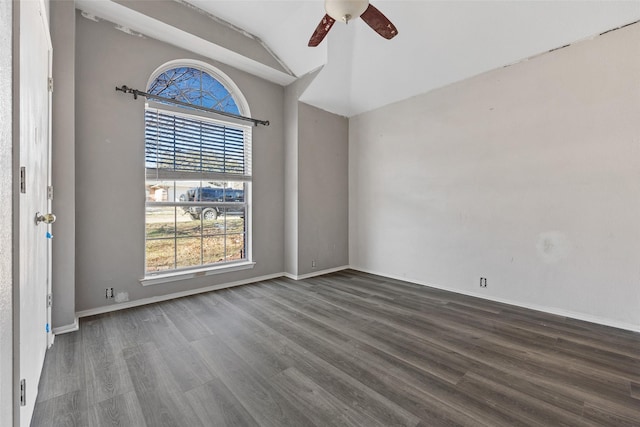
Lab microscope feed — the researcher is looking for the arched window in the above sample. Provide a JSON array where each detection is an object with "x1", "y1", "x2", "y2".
[
  {"x1": 147, "y1": 66, "x2": 240, "y2": 113},
  {"x1": 144, "y1": 62, "x2": 252, "y2": 276}
]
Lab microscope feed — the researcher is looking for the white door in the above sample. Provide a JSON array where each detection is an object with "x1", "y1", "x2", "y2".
[{"x1": 19, "y1": 0, "x2": 53, "y2": 425}]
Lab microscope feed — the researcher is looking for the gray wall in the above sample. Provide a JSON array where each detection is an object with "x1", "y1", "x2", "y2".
[
  {"x1": 283, "y1": 71, "x2": 320, "y2": 277},
  {"x1": 50, "y1": 0, "x2": 76, "y2": 330},
  {"x1": 0, "y1": 0, "x2": 13, "y2": 423},
  {"x1": 284, "y1": 70, "x2": 349, "y2": 278},
  {"x1": 297, "y1": 103, "x2": 348, "y2": 275},
  {"x1": 350, "y1": 23, "x2": 640, "y2": 330},
  {"x1": 75, "y1": 14, "x2": 284, "y2": 312}
]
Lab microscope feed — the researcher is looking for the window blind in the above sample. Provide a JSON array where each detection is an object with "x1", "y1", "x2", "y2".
[{"x1": 145, "y1": 109, "x2": 251, "y2": 178}]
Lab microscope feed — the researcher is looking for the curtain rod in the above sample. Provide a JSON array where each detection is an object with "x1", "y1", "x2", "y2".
[{"x1": 115, "y1": 85, "x2": 269, "y2": 127}]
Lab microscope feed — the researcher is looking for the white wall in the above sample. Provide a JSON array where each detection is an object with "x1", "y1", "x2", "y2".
[
  {"x1": 113, "y1": 0, "x2": 288, "y2": 75},
  {"x1": 0, "y1": 0, "x2": 14, "y2": 424},
  {"x1": 350, "y1": 23, "x2": 640, "y2": 330},
  {"x1": 74, "y1": 14, "x2": 285, "y2": 312},
  {"x1": 283, "y1": 78, "x2": 302, "y2": 276}
]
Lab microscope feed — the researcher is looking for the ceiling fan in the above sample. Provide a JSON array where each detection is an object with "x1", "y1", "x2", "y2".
[{"x1": 308, "y1": 0, "x2": 398, "y2": 47}]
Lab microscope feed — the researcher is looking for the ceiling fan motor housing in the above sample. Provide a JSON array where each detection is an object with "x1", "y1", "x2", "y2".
[{"x1": 325, "y1": 0, "x2": 369, "y2": 23}]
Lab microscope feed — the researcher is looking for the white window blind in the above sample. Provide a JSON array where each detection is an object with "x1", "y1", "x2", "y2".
[{"x1": 145, "y1": 108, "x2": 252, "y2": 180}]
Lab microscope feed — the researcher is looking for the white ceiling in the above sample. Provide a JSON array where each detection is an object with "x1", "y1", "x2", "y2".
[{"x1": 79, "y1": 1, "x2": 640, "y2": 117}]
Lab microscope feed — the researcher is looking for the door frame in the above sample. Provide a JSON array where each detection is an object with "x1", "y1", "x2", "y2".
[{"x1": 12, "y1": 1, "x2": 21, "y2": 424}]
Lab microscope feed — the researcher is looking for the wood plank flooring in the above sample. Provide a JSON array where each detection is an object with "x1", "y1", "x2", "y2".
[{"x1": 32, "y1": 270, "x2": 640, "y2": 426}]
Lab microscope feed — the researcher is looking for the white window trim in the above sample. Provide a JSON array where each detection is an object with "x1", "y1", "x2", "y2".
[
  {"x1": 143, "y1": 61, "x2": 253, "y2": 280},
  {"x1": 140, "y1": 261, "x2": 256, "y2": 286}
]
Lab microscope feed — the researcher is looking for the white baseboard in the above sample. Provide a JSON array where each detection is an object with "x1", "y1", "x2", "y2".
[
  {"x1": 351, "y1": 266, "x2": 640, "y2": 333},
  {"x1": 75, "y1": 272, "x2": 285, "y2": 319},
  {"x1": 283, "y1": 265, "x2": 350, "y2": 281},
  {"x1": 67, "y1": 265, "x2": 636, "y2": 334},
  {"x1": 73, "y1": 267, "x2": 351, "y2": 322},
  {"x1": 53, "y1": 317, "x2": 79, "y2": 335}
]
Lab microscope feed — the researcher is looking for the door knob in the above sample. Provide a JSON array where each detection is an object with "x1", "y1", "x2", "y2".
[{"x1": 35, "y1": 212, "x2": 56, "y2": 225}]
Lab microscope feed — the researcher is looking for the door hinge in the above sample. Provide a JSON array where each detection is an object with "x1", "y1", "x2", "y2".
[
  {"x1": 48, "y1": 77, "x2": 53, "y2": 92},
  {"x1": 20, "y1": 167, "x2": 26, "y2": 194},
  {"x1": 19, "y1": 379, "x2": 26, "y2": 406},
  {"x1": 47, "y1": 185, "x2": 54, "y2": 200},
  {"x1": 47, "y1": 293, "x2": 52, "y2": 307}
]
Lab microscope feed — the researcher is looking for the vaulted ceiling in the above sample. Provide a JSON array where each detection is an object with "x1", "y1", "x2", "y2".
[{"x1": 76, "y1": 0, "x2": 640, "y2": 117}]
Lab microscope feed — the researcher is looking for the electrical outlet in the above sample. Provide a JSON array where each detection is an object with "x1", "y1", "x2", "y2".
[
  {"x1": 105, "y1": 288, "x2": 114, "y2": 299},
  {"x1": 312, "y1": 260, "x2": 316, "y2": 268},
  {"x1": 479, "y1": 277, "x2": 487, "y2": 288}
]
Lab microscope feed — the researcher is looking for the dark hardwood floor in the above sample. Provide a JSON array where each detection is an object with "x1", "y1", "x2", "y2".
[{"x1": 32, "y1": 270, "x2": 640, "y2": 426}]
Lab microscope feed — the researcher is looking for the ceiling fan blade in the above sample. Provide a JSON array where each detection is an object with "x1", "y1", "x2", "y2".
[
  {"x1": 360, "y1": 4, "x2": 398, "y2": 40},
  {"x1": 308, "y1": 14, "x2": 336, "y2": 47}
]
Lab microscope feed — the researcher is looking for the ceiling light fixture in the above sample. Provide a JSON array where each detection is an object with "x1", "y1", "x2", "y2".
[
  {"x1": 308, "y1": 0, "x2": 398, "y2": 46},
  {"x1": 325, "y1": 0, "x2": 369, "y2": 24}
]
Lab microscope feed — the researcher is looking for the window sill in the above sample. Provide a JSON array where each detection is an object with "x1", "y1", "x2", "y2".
[{"x1": 140, "y1": 261, "x2": 256, "y2": 287}]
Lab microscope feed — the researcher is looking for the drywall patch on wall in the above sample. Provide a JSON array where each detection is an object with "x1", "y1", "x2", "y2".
[
  {"x1": 114, "y1": 292, "x2": 129, "y2": 303},
  {"x1": 536, "y1": 231, "x2": 571, "y2": 264}
]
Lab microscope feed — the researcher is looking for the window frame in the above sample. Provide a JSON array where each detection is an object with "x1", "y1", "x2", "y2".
[{"x1": 142, "y1": 61, "x2": 254, "y2": 284}]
